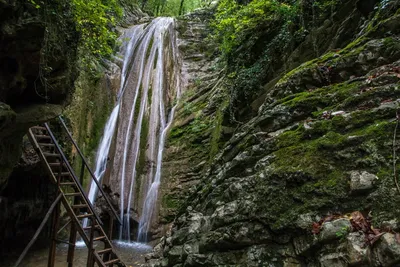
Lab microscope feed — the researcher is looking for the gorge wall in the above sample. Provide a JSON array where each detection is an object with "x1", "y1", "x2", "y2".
[
  {"x1": 0, "y1": 0, "x2": 78, "y2": 256},
  {"x1": 149, "y1": 0, "x2": 400, "y2": 266}
]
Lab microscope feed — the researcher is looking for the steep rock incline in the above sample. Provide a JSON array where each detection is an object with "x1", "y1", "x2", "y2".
[
  {"x1": 148, "y1": 1, "x2": 400, "y2": 267},
  {"x1": 158, "y1": 9, "x2": 226, "y2": 233}
]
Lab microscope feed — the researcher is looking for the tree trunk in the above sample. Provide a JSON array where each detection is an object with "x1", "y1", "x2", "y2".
[{"x1": 179, "y1": 0, "x2": 185, "y2": 15}]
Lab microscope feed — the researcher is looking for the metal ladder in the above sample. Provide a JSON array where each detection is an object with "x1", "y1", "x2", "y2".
[{"x1": 28, "y1": 119, "x2": 124, "y2": 267}]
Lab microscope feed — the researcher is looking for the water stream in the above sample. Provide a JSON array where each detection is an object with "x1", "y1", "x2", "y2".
[
  {"x1": 86, "y1": 17, "x2": 181, "y2": 243},
  {"x1": 4, "y1": 242, "x2": 151, "y2": 267}
]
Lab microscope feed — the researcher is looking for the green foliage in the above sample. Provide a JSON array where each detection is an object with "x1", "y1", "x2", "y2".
[
  {"x1": 212, "y1": 0, "x2": 297, "y2": 56},
  {"x1": 28, "y1": 0, "x2": 41, "y2": 8},
  {"x1": 72, "y1": 0, "x2": 122, "y2": 66},
  {"x1": 209, "y1": 0, "x2": 354, "y2": 120},
  {"x1": 140, "y1": 0, "x2": 206, "y2": 17},
  {"x1": 26, "y1": 0, "x2": 122, "y2": 77},
  {"x1": 335, "y1": 226, "x2": 350, "y2": 240}
]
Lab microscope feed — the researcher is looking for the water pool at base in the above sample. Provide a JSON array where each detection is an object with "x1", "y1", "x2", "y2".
[{"x1": 4, "y1": 240, "x2": 152, "y2": 267}]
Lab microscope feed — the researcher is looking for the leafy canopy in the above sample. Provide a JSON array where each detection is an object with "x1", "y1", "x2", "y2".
[
  {"x1": 212, "y1": 0, "x2": 296, "y2": 56},
  {"x1": 72, "y1": 0, "x2": 122, "y2": 62}
]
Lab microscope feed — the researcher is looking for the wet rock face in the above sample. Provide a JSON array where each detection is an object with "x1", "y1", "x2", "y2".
[
  {"x1": 150, "y1": 1, "x2": 400, "y2": 266},
  {"x1": 0, "y1": 0, "x2": 78, "y2": 187},
  {"x1": 158, "y1": 8, "x2": 220, "y2": 232}
]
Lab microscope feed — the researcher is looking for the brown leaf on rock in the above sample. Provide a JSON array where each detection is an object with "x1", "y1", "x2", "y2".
[
  {"x1": 312, "y1": 211, "x2": 388, "y2": 246},
  {"x1": 369, "y1": 232, "x2": 384, "y2": 245},
  {"x1": 312, "y1": 222, "x2": 321, "y2": 234},
  {"x1": 350, "y1": 211, "x2": 369, "y2": 232}
]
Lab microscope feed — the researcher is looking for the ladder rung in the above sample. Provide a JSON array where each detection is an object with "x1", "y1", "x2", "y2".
[
  {"x1": 83, "y1": 225, "x2": 100, "y2": 231},
  {"x1": 65, "y1": 192, "x2": 81, "y2": 197},
  {"x1": 72, "y1": 204, "x2": 87, "y2": 209},
  {"x1": 93, "y1": 236, "x2": 106, "y2": 241},
  {"x1": 60, "y1": 182, "x2": 75, "y2": 186},
  {"x1": 77, "y1": 214, "x2": 93, "y2": 219},
  {"x1": 38, "y1": 143, "x2": 55, "y2": 147},
  {"x1": 35, "y1": 135, "x2": 51, "y2": 139},
  {"x1": 55, "y1": 172, "x2": 71, "y2": 177},
  {"x1": 43, "y1": 152, "x2": 61, "y2": 157},
  {"x1": 32, "y1": 126, "x2": 47, "y2": 131},
  {"x1": 49, "y1": 162, "x2": 65, "y2": 167},
  {"x1": 104, "y1": 259, "x2": 120, "y2": 265},
  {"x1": 97, "y1": 248, "x2": 112, "y2": 254}
]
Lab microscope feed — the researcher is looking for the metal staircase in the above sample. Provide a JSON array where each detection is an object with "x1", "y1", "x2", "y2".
[{"x1": 27, "y1": 118, "x2": 124, "y2": 267}]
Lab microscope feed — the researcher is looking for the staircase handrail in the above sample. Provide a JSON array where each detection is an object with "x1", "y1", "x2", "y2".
[
  {"x1": 44, "y1": 123, "x2": 104, "y2": 225},
  {"x1": 57, "y1": 116, "x2": 122, "y2": 225}
]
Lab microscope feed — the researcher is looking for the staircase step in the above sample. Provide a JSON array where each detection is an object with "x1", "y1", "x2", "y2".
[
  {"x1": 83, "y1": 225, "x2": 100, "y2": 231},
  {"x1": 34, "y1": 135, "x2": 51, "y2": 140},
  {"x1": 93, "y1": 236, "x2": 106, "y2": 241},
  {"x1": 55, "y1": 172, "x2": 71, "y2": 177},
  {"x1": 77, "y1": 214, "x2": 93, "y2": 219},
  {"x1": 104, "y1": 258, "x2": 120, "y2": 265},
  {"x1": 49, "y1": 162, "x2": 65, "y2": 167},
  {"x1": 43, "y1": 152, "x2": 61, "y2": 158},
  {"x1": 97, "y1": 248, "x2": 113, "y2": 255}
]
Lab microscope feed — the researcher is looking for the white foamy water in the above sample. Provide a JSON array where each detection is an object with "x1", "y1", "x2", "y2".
[{"x1": 85, "y1": 17, "x2": 181, "y2": 243}]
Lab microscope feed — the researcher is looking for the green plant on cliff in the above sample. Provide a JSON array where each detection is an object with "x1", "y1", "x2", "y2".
[
  {"x1": 29, "y1": 0, "x2": 121, "y2": 62},
  {"x1": 72, "y1": 0, "x2": 122, "y2": 67},
  {"x1": 212, "y1": 0, "x2": 296, "y2": 56}
]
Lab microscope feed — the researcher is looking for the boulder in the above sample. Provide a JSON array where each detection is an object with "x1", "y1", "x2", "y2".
[
  {"x1": 370, "y1": 233, "x2": 400, "y2": 267},
  {"x1": 319, "y1": 252, "x2": 348, "y2": 267},
  {"x1": 346, "y1": 232, "x2": 369, "y2": 265},
  {"x1": 350, "y1": 171, "x2": 378, "y2": 193},
  {"x1": 320, "y1": 219, "x2": 352, "y2": 242},
  {"x1": 168, "y1": 246, "x2": 184, "y2": 266}
]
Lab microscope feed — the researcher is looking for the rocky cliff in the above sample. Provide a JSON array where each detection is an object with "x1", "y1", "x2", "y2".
[
  {"x1": 0, "y1": 0, "x2": 78, "y2": 256},
  {"x1": 150, "y1": 0, "x2": 400, "y2": 266},
  {"x1": 0, "y1": 0, "x2": 78, "y2": 187}
]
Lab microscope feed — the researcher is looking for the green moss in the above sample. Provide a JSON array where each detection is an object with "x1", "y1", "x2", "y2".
[
  {"x1": 162, "y1": 193, "x2": 181, "y2": 209},
  {"x1": 210, "y1": 104, "x2": 227, "y2": 159},
  {"x1": 64, "y1": 68, "x2": 115, "y2": 187},
  {"x1": 276, "y1": 127, "x2": 303, "y2": 148},
  {"x1": 276, "y1": 35, "x2": 369, "y2": 87},
  {"x1": 274, "y1": 115, "x2": 395, "y2": 182},
  {"x1": 146, "y1": 36, "x2": 155, "y2": 60}
]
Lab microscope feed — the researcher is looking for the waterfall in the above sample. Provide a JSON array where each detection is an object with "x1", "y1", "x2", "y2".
[
  {"x1": 86, "y1": 104, "x2": 120, "y2": 204},
  {"x1": 114, "y1": 17, "x2": 181, "y2": 242},
  {"x1": 82, "y1": 17, "x2": 181, "y2": 242},
  {"x1": 85, "y1": 25, "x2": 145, "y2": 204},
  {"x1": 81, "y1": 26, "x2": 145, "y2": 234},
  {"x1": 85, "y1": 17, "x2": 181, "y2": 242},
  {"x1": 137, "y1": 101, "x2": 179, "y2": 241}
]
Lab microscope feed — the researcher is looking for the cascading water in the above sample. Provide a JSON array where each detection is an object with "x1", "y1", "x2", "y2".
[
  {"x1": 115, "y1": 17, "x2": 181, "y2": 241},
  {"x1": 86, "y1": 104, "x2": 119, "y2": 203},
  {"x1": 85, "y1": 17, "x2": 181, "y2": 243},
  {"x1": 86, "y1": 25, "x2": 145, "y2": 207},
  {"x1": 137, "y1": 102, "x2": 178, "y2": 241},
  {"x1": 79, "y1": 25, "x2": 145, "y2": 236}
]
